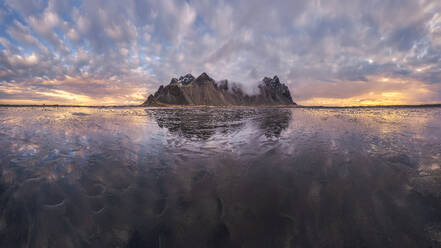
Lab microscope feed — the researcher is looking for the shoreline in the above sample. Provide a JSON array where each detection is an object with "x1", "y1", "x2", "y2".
[{"x1": 0, "y1": 103, "x2": 440, "y2": 109}]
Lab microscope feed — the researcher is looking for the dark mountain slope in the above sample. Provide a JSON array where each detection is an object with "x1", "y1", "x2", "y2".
[{"x1": 142, "y1": 72, "x2": 295, "y2": 106}]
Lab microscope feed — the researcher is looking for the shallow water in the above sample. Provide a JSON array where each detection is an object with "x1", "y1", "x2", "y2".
[{"x1": 1, "y1": 107, "x2": 441, "y2": 247}]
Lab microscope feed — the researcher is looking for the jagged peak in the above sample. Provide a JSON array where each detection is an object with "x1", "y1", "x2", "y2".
[
  {"x1": 142, "y1": 72, "x2": 295, "y2": 106},
  {"x1": 263, "y1": 77, "x2": 272, "y2": 82},
  {"x1": 180, "y1": 73, "x2": 194, "y2": 79},
  {"x1": 167, "y1": 74, "x2": 195, "y2": 86},
  {"x1": 178, "y1": 73, "x2": 195, "y2": 85},
  {"x1": 262, "y1": 75, "x2": 282, "y2": 86},
  {"x1": 198, "y1": 72, "x2": 211, "y2": 79},
  {"x1": 193, "y1": 72, "x2": 214, "y2": 84}
]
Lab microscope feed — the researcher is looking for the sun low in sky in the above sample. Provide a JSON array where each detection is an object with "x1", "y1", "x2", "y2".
[{"x1": 0, "y1": 0, "x2": 440, "y2": 106}]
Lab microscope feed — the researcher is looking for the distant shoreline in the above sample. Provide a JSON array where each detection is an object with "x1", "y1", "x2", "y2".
[{"x1": 0, "y1": 103, "x2": 440, "y2": 109}]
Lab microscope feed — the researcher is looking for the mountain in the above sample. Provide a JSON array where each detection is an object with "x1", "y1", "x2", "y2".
[{"x1": 142, "y1": 72, "x2": 296, "y2": 106}]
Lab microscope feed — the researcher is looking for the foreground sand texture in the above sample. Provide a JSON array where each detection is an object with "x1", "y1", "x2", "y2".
[{"x1": 0, "y1": 107, "x2": 441, "y2": 247}]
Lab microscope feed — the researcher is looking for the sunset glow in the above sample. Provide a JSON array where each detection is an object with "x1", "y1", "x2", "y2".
[{"x1": 0, "y1": 0, "x2": 440, "y2": 106}]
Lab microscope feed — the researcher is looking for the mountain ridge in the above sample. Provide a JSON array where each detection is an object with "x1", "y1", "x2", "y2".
[{"x1": 142, "y1": 72, "x2": 296, "y2": 107}]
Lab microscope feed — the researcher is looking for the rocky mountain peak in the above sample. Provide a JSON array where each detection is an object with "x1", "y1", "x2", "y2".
[
  {"x1": 178, "y1": 74, "x2": 195, "y2": 85},
  {"x1": 142, "y1": 73, "x2": 295, "y2": 106},
  {"x1": 193, "y1": 72, "x2": 214, "y2": 84},
  {"x1": 262, "y1": 75, "x2": 282, "y2": 88},
  {"x1": 170, "y1": 78, "x2": 179, "y2": 84}
]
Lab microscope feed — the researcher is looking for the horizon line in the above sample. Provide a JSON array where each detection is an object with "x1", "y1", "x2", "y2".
[{"x1": 0, "y1": 103, "x2": 440, "y2": 108}]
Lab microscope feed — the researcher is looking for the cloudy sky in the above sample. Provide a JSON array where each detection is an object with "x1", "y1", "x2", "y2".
[{"x1": 0, "y1": 0, "x2": 440, "y2": 106}]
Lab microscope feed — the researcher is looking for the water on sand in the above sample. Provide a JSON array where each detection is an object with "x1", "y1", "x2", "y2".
[{"x1": 0, "y1": 107, "x2": 441, "y2": 247}]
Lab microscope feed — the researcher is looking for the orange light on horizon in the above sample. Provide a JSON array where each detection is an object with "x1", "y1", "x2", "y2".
[
  {"x1": 1, "y1": 75, "x2": 439, "y2": 106},
  {"x1": 294, "y1": 75, "x2": 439, "y2": 107}
]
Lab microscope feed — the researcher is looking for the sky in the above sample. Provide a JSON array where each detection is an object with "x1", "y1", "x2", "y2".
[{"x1": 0, "y1": 0, "x2": 440, "y2": 106}]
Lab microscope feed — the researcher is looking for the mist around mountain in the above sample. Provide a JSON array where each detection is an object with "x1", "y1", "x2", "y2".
[{"x1": 142, "y1": 73, "x2": 296, "y2": 107}]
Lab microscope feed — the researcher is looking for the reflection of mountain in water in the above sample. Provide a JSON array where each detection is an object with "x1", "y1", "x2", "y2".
[
  {"x1": 2, "y1": 108, "x2": 440, "y2": 247},
  {"x1": 255, "y1": 109, "x2": 292, "y2": 137},
  {"x1": 147, "y1": 108, "x2": 292, "y2": 139}
]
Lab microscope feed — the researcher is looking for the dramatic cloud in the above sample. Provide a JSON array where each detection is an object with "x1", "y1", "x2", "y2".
[{"x1": 0, "y1": 0, "x2": 440, "y2": 105}]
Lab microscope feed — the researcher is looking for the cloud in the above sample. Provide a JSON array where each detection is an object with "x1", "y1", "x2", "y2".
[{"x1": 0, "y1": 0, "x2": 440, "y2": 105}]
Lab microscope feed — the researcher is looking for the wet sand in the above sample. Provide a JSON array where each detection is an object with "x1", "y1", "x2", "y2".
[{"x1": 0, "y1": 107, "x2": 441, "y2": 247}]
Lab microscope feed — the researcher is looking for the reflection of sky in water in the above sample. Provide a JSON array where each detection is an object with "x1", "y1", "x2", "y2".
[
  {"x1": 0, "y1": 107, "x2": 441, "y2": 247},
  {"x1": 2, "y1": 107, "x2": 440, "y2": 165}
]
